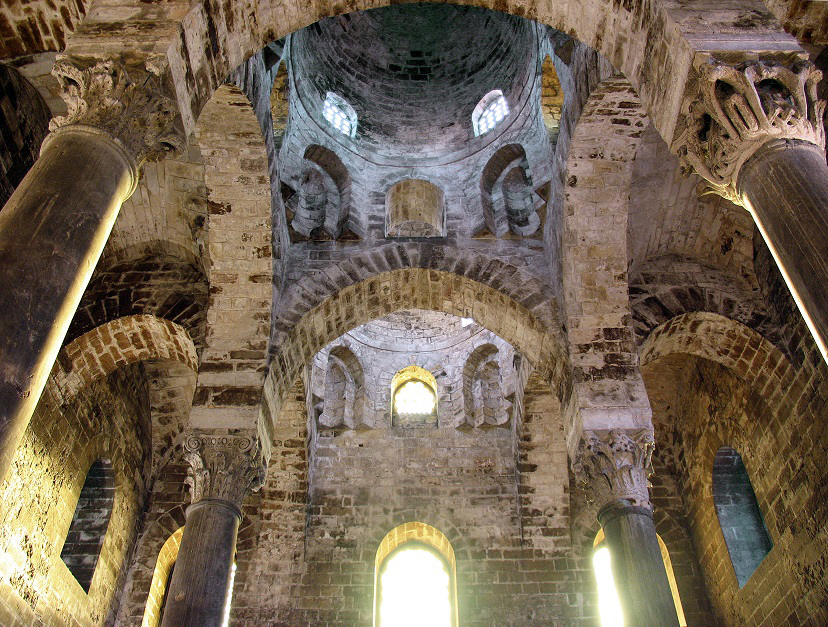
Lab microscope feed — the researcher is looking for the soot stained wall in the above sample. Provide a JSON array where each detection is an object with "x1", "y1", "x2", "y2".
[{"x1": 0, "y1": 63, "x2": 50, "y2": 208}]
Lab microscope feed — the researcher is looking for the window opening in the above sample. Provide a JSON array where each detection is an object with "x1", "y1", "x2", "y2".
[
  {"x1": 323, "y1": 92, "x2": 357, "y2": 137},
  {"x1": 394, "y1": 380, "x2": 435, "y2": 415},
  {"x1": 391, "y1": 365, "x2": 438, "y2": 427},
  {"x1": 473, "y1": 90, "x2": 510, "y2": 136},
  {"x1": 374, "y1": 522, "x2": 458, "y2": 627},
  {"x1": 60, "y1": 458, "x2": 115, "y2": 593},
  {"x1": 712, "y1": 446, "x2": 773, "y2": 587},
  {"x1": 379, "y1": 546, "x2": 451, "y2": 627},
  {"x1": 593, "y1": 530, "x2": 686, "y2": 627}
]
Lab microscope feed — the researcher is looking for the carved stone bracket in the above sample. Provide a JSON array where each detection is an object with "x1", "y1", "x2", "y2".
[
  {"x1": 183, "y1": 432, "x2": 268, "y2": 513},
  {"x1": 678, "y1": 59, "x2": 826, "y2": 204},
  {"x1": 574, "y1": 429, "x2": 655, "y2": 509},
  {"x1": 49, "y1": 55, "x2": 185, "y2": 165}
]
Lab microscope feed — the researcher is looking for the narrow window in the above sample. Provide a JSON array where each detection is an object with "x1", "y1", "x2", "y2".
[
  {"x1": 391, "y1": 365, "x2": 437, "y2": 427},
  {"x1": 374, "y1": 522, "x2": 458, "y2": 627},
  {"x1": 712, "y1": 447, "x2": 773, "y2": 587},
  {"x1": 593, "y1": 530, "x2": 686, "y2": 627},
  {"x1": 60, "y1": 458, "x2": 115, "y2": 592},
  {"x1": 472, "y1": 90, "x2": 510, "y2": 136},
  {"x1": 323, "y1": 92, "x2": 357, "y2": 137}
]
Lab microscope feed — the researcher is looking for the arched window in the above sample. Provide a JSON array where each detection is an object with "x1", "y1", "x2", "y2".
[
  {"x1": 593, "y1": 530, "x2": 686, "y2": 627},
  {"x1": 143, "y1": 527, "x2": 183, "y2": 627},
  {"x1": 374, "y1": 522, "x2": 458, "y2": 627},
  {"x1": 60, "y1": 458, "x2": 115, "y2": 593},
  {"x1": 472, "y1": 89, "x2": 510, "y2": 136},
  {"x1": 323, "y1": 92, "x2": 358, "y2": 137},
  {"x1": 391, "y1": 365, "x2": 437, "y2": 427},
  {"x1": 143, "y1": 527, "x2": 238, "y2": 627},
  {"x1": 713, "y1": 446, "x2": 773, "y2": 587}
]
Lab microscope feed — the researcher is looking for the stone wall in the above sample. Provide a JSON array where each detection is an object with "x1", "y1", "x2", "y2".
[
  {"x1": 0, "y1": 365, "x2": 151, "y2": 625},
  {"x1": 642, "y1": 314, "x2": 828, "y2": 626}
]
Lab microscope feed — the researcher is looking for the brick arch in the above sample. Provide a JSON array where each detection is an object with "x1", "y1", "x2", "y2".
[
  {"x1": 629, "y1": 254, "x2": 783, "y2": 351},
  {"x1": 67, "y1": 240, "x2": 209, "y2": 349},
  {"x1": 57, "y1": 0, "x2": 785, "y2": 152},
  {"x1": 54, "y1": 314, "x2": 197, "y2": 402},
  {"x1": 265, "y1": 268, "x2": 568, "y2": 431},
  {"x1": 271, "y1": 243, "x2": 559, "y2": 350},
  {"x1": 0, "y1": 0, "x2": 92, "y2": 58},
  {"x1": 639, "y1": 312, "x2": 797, "y2": 417}
]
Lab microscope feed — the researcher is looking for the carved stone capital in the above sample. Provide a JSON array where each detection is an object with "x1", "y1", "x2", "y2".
[
  {"x1": 183, "y1": 432, "x2": 267, "y2": 514},
  {"x1": 678, "y1": 59, "x2": 826, "y2": 204},
  {"x1": 49, "y1": 55, "x2": 185, "y2": 165},
  {"x1": 574, "y1": 429, "x2": 654, "y2": 509}
]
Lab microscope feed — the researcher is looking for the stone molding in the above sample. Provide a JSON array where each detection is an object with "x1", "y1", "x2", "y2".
[
  {"x1": 574, "y1": 429, "x2": 654, "y2": 509},
  {"x1": 679, "y1": 59, "x2": 826, "y2": 204},
  {"x1": 49, "y1": 55, "x2": 184, "y2": 165},
  {"x1": 183, "y1": 432, "x2": 267, "y2": 513}
]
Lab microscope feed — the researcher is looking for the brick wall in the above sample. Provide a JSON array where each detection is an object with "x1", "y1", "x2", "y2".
[{"x1": 0, "y1": 364, "x2": 151, "y2": 625}]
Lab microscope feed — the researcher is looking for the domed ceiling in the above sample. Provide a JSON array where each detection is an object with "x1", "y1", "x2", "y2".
[{"x1": 289, "y1": 3, "x2": 536, "y2": 161}]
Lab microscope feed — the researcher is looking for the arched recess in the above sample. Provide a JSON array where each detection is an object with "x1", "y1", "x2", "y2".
[
  {"x1": 266, "y1": 268, "x2": 568, "y2": 422},
  {"x1": 66, "y1": 241, "x2": 209, "y2": 349},
  {"x1": 264, "y1": 269, "x2": 568, "y2": 439},
  {"x1": 194, "y1": 83, "x2": 273, "y2": 424},
  {"x1": 54, "y1": 314, "x2": 198, "y2": 474},
  {"x1": 303, "y1": 144, "x2": 351, "y2": 238},
  {"x1": 561, "y1": 76, "x2": 650, "y2": 452},
  {"x1": 320, "y1": 345, "x2": 365, "y2": 430},
  {"x1": 640, "y1": 312, "x2": 796, "y2": 416},
  {"x1": 640, "y1": 312, "x2": 828, "y2": 622},
  {"x1": 269, "y1": 245, "x2": 560, "y2": 350},
  {"x1": 479, "y1": 144, "x2": 539, "y2": 237},
  {"x1": 629, "y1": 254, "x2": 779, "y2": 349},
  {"x1": 386, "y1": 179, "x2": 445, "y2": 238},
  {"x1": 462, "y1": 343, "x2": 509, "y2": 429}
]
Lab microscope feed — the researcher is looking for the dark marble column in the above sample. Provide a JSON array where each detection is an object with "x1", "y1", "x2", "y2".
[
  {"x1": 681, "y1": 58, "x2": 828, "y2": 361},
  {"x1": 577, "y1": 430, "x2": 679, "y2": 627},
  {"x1": 161, "y1": 433, "x2": 266, "y2": 627},
  {"x1": 0, "y1": 56, "x2": 182, "y2": 482}
]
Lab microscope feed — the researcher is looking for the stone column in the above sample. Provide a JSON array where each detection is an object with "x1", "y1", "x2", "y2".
[
  {"x1": 576, "y1": 430, "x2": 679, "y2": 627},
  {"x1": 680, "y1": 58, "x2": 828, "y2": 362},
  {"x1": 0, "y1": 56, "x2": 183, "y2": 482},
  {"x1": 161, "y1": 433, "x2": 266, "y2": 627}
]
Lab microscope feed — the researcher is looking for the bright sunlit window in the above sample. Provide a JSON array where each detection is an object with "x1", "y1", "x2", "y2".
[
  {"x1": 379, "y1": 547, "x2": 452, "y2": 627},
  {"x1": 472, "y1": 90, "x2": 510, "y2": 136},
  {"x1": 593, "y1": 546, "x2": 624, "y2": 627},
  {"x1": 394, "y1": 380, "x2": 436, "y2": 415},
  {"x1": 323, "y1": 92, "x2": 357, "y2": 137},
  {"x1": 593, "y1": 531, "x2": 687, "y2": 627}
]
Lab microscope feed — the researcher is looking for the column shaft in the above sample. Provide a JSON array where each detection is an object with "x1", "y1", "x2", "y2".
[
  {"x1": 599, "y1": 503, "x2": 680, "y2": 627},
  {"x1": 0, "y1": 126, "x2": 135, "y2": 482},
  {"x1": 161, "y1": 499, "x2": 239, "y2": 627},
  {"x1": 740, "y1": 139, "x2": 828, "y2": 359}
]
